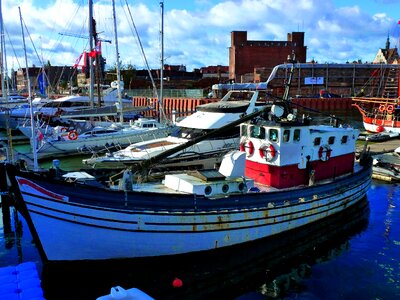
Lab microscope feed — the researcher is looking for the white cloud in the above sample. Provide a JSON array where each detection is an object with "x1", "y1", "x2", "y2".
[{"x1": 1, "y1": 0, "x2": 398, "y2": 73}]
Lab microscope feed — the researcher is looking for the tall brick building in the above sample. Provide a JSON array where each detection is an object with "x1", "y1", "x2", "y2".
[{"x1": 229, "y1": 31, "x2": 307, "y2": 82}]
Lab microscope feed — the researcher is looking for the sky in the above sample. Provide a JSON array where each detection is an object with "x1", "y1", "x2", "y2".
[{"x1": 2, "y1": 0, "x2": 400, "y2": 74}]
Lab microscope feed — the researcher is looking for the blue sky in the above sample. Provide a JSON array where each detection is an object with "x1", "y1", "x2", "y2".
[{"x1": 3, "y1": 0, "x2": 400, "y2": 73}]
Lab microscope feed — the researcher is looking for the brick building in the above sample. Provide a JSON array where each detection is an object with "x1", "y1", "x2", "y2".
[{"x1": 229, "y1": 31, "x2": 307, "y2": 82}]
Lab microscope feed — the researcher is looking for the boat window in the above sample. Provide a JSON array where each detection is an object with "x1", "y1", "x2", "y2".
[
  {"x1": 314, "y1": 137, "x2": 321, "y2": 146},
  {"x1": 269, "y1": 129, "x2": 279, "y2": 142},
  {"x1": 250, "y1": 126, "x2": 265, "y2": 139},
  {"x1": 293, "y1": 129, "x2": 301, "y2": 142},
  {"x1": 241, "y1": 124, "x2": 248, "y2": 137},
  {"x1": 341, "y1": 135, "x2": 348, "y2": 144},
  {"x1": 328, "y1": 136, "x2": 335, "y2": 145},
  {"x1": 283, "y1": 129, "x2": 290, "y2": 142}
]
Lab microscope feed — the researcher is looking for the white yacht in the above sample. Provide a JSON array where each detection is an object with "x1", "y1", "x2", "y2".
[{"x1": 83, "y1": 89, "x2": 271, "y2": 170}]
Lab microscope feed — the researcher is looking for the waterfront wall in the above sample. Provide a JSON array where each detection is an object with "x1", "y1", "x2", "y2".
[{"x1": 132, "y1": 96, "x2": 354, "y2": 118}]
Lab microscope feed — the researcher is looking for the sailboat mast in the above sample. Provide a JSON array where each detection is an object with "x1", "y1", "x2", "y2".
[
  {"x1": 159, "y1": 1, "x2": 164, "y2": 123},
  {"x1": 111, "y1": 0, "x2": 123, "y2": 123},
  {"x1": 88, "y1": 0, "x2": 95, "y2": 107},
  {"x1": 19, "y1": 7, "x2": 38, "y2": 171},
  {"x1": 0, "y1": 0, "x2": 13, "y2": 162}
]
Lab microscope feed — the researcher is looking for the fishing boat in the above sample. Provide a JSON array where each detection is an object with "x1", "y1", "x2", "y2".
[
  {"x1": 5, "y1": 60, "x2": 372, "y2": 262},
  {"x1": 352, "y1": 65, "x2": 400, "y2": 133}
]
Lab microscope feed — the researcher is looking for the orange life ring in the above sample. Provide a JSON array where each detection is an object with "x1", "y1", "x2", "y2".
[
  {"x1": 386, "y1": 104, "x2": 394, "y2": 114},
  {"x1": 259, "y1": 144, "x2": 276, "y2": 161},
  {"x1": 68, "y1": 130, "x2": 78, "y2": 140},
  {"x1": 318, "y1": 145, "x2": 331, "y2": 161},
  {"x1": 378, "y1": 105, "x2": 386, "y2": 113}
]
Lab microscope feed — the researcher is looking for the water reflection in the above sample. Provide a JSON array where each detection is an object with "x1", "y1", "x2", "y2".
[{"x1": 39, "y1": 198, "x2": 370, "y2": 300}]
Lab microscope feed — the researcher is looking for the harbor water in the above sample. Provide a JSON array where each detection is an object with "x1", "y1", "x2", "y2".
[{"x1": 1, "y1": 180, "x2": 399, "y2": 299}]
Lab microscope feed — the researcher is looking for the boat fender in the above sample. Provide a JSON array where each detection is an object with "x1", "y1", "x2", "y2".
[
  {"x1": 378, "y1": 105, "x2": 386, "y2": 113},
  {"x1": 318, "y1": 145, "x2": 331, "y2": 161},
  {"x1": 204, "y1": 186, "x2": 212, "y2": 195},
  {"x1": 387, "y1": 105, "x2": 394, "y2": 114},
  {"x1": 259, "y1": 144, "x2": 276, "y2": 161},
  {"x1": 68, "y1": 130, "x2": 78, "y2": 140}
]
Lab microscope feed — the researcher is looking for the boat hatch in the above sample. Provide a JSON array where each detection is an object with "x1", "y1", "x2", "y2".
[{"x1": 187, "y1": 169, "x2": 226, "y2": 182}]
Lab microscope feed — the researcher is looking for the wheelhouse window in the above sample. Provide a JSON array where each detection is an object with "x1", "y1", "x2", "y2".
[
  {"x1": 328, "y1": 136, "x2": 335, "y2": 145},
  {"x1": 341, "y1": 135, "x2": 348, "y2": 144},
  {"x1": 241, "y1": 124, "x2": 248, "y2": 137},
  {"x1": 293, "y1": 129, "x2": 301, "y2": 142},
  {"x1": 283, "y1": 129, "x2": 290, "y2": 142},
  {"x1": 314, "y1": 137, "x2": 321, "y2": 146},
  {"x1": 250, "y1": 126, "x2": 266, "y2": 139},
  {"x1": 269, "y1": 129, "x2": 279, "y2": 142}
]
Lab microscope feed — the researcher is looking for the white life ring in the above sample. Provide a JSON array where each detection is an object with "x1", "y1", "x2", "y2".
[
  {"x1": 259, "y1": 143, "x2": 276, "y2": 161},
  {"x1": 318, "y1": 145, "x2": 331, "y2": 161},
  {"x1": 68, "y1": 130, "x2": 78, "y2": 140}
]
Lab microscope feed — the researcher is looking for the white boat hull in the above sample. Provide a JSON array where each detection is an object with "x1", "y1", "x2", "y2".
[{"x1": 15, "y1": 166, "x2": 371, "y2": 261}]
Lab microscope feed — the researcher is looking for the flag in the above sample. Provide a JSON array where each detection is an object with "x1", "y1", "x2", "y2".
[
  {"x1": 37, "y1": 130, "x2": 43, "y2": 142},
  {"x1": 74, "y1": 52, "x2": 87, "y2": 73},
  {"x1": 88, "y1": 41, "x2": 102, "y2": 58},
  {"x1": 38, "y1": 73, "x2": 47, "y2": 96},
  {"x1": 95, "y1": 40, "x2": 102, "y2": 55}
]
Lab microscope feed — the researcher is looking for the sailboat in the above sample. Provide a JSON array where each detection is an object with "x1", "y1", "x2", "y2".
[
  {"x1": 352, "y1": 65, "x2": 400, "y2": 133},
  {"x1": 17, "y1": 0, "x2": 173, "y2": 159}
]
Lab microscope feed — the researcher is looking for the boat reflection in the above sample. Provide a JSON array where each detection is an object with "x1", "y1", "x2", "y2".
[{"x1": 40, "y1": 197, "x2": 370, "y2": 300}]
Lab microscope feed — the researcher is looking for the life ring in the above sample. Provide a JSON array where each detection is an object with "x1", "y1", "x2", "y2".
[
  {"x1": 259, "y1": 144, "x2": 276, "y2": 161},
  {"x1": 386, "y1": 104, "x2": 394, "y2": 114},
  {"x1": 378, "y1": 105, "x2": 386, "y2": 113},
  {"x1": 68, "y1": 130, "x2": 78, "y2": 140},
  {"x1": 318, "y1": 145, "x2": 331, "y2": 162},
  {"x1": 245, "y1": 140, "x2": 255, "y2": 157}
]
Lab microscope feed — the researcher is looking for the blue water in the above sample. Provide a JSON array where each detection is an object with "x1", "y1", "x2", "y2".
[{"x1": 1, "y1": 180, "x2": 399, "y2": 300}]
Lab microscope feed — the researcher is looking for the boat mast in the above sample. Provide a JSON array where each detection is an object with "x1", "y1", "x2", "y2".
[
  {"x1": 19, "y1": 7, "x2": 38, "y2": 171},
  {"x1": 159, "y1": 0, "x2": 164, "y2": 123},
  {"x1": 0, "y1": 0, "x2": 13, "y2": 162},
  {"x1": 111, "y1": 0, "x2": 123, "y2": 123},
  {"x1": 88, "y1": 0, "x2": 95, "y2": 108}
]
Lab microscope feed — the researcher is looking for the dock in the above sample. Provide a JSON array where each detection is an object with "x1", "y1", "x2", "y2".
[
  {"x1": 357, "y1": 138, "x2": 399, "y2": 156},
  {"x1": 0, "y1": 262, "x2": 45, "y2": 300}
]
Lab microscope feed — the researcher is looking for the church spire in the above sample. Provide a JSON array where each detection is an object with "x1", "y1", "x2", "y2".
[{"x1": 386, "y1": 33, "x2": 390, "y2": 50}]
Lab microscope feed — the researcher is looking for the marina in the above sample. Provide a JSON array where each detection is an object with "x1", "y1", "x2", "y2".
[{"x1": 0, "y1": 1, "x2": 400, "y2": 299}]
